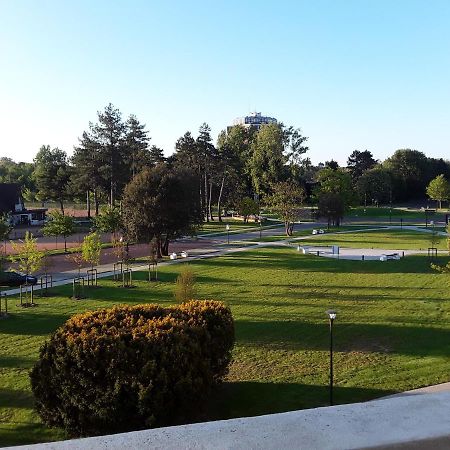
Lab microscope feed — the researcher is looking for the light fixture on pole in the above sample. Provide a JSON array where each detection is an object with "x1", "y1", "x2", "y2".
[
  {"x1": 326, "y1": 309, "x2": 337, "y2": 406},
  {"x1": 226, "y1": 224, "x2": 230, "y2": 245}
]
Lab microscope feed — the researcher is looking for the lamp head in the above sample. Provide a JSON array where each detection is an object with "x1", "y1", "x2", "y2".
[{"x1": 326, "y1": 310, "x2": 337, "y2": 320}]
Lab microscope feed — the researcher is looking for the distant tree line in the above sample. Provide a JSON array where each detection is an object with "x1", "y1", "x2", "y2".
[{"x1": 2, "y1": 104, "x2": 450, "y2": 228}]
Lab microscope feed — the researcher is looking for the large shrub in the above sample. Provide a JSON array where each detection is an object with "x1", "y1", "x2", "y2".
[{"x1": 30, "y1": 301, "x2": 234, "y2": 437}]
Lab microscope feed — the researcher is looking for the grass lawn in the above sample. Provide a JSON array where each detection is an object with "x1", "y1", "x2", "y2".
[
  {"x1": 253, "y1": 225, "x2": 381, "y2": 243},
  {"x1": 299, "y1": 228, "x2": 449, "y2": 250},
  {"x1": 1, "y1": 244, "x2": 450, "y2": 446},
  {"x1": 198, "y1": 218, "x2": 267, "y2": 235},
  {"x1": 348, "y1": 206, "x2": 450, "y2": 221}
]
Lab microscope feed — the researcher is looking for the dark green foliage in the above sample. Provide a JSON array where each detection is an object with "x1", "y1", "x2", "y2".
[
  {"x1": 33, "y1": 146, "x2": 71, "y2": 213},
  {"x1": 30, "y1": 301, "x2": 234, "y2": 437}
]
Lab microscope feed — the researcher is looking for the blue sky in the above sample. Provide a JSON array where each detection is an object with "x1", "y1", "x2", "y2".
[{"x1": 1, "y1": 0, "x2": 449, "y2": 165}]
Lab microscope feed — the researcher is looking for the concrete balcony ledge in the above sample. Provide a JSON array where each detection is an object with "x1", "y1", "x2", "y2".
[{"x1": 8, "y1": 391, "x2": 450, "y2": 450}]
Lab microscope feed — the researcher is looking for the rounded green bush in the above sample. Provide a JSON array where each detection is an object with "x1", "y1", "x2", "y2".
[{"x1": 30, "y1": 301, "x2": 234, "y2": 437}]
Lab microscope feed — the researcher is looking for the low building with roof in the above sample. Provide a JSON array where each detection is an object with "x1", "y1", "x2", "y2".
[{"x1": 0, "y1": 183, "x2": 47, "y2": 226}]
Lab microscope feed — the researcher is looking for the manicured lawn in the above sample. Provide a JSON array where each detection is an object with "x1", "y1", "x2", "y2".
[
  {"x1": 253, "y1": 225, "x2": 380, "y2": 242},
  {"x1": 348, "y1": 206, "x2": 450, "y2": 223},
  {"x1": 1, "y1": 245, "x2": 450, "y2": 446},
  {"x1": 299, "y1": 228, "x2": 448, "y2": 250},
  {"x1": 198, "y1": 218, "x2": 265, "y2": 235}
]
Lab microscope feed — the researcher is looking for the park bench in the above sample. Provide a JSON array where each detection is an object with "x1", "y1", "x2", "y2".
[{"x1": 169, "y1": 251, "x2": 189, "y2": 260}]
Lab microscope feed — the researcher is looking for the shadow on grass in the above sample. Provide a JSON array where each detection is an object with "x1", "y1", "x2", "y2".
[
  {"x1": 0, "y1": 355, "x2": 36, "y2": 369},
  {"x1": 235, "y1": 319, "x2": 450, "y2": 356},
  {"x1": 199, "y1": 252, "x2": 449, "y2": 275},
  {"x1": 203, "y1": 381, "x2": 394, "y2": 422},
  {"x1": 0, "y1": 387, "x2": 34, "y2": 409},
  {"x1": 0, "y1": 421, "x2": 65, "y2": 448}
]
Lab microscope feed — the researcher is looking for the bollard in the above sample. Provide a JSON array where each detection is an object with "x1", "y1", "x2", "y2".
[{"x1": 362, "y1": 255, "x2": 365, "y2": 261}]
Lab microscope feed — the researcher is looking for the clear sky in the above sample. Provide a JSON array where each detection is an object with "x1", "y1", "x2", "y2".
[{"x1": 1, "y1": 0, "x2": 449, "y2": 165}]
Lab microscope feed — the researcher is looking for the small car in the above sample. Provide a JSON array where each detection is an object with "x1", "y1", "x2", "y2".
[{"x1": 0, "y1": 271, "x2": 38, "y2": 287}]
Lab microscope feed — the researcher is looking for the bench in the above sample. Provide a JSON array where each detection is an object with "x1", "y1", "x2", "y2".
[{"x1": 169, "y1": 251, "x2": 189, "y2": 260}]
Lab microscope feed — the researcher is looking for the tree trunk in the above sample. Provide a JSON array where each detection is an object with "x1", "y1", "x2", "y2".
[
  {"x1": 217, "y1": 174, "x2": 225, "y2": 222},
  {"x1": 94, "y1": 190, "x2": 99, "y2": 215},
  {"x1": 204, "y1": 173, "x2": 209, "y2": 222},
  {"x1": 64, "y1": 237, "x2": 67, "y2": 252},
  {"x1": 59, "y1": 199, "x2": 65, "y2": 215},
  {"x1": 110, "y1": 181, "x2": 114, "y2": 208},
  {"x1": 208, "y1": 180, "x2": 214, "y2": 221},
  {"x1": 87, "y1": 190, "x2": 91, "y2": 218},
  {"x1": 156, "y1": 236, "x2": 163, "y2": 259},
  {"x1": 162, "y1": 237, "x2": 170, "y2": 256}
]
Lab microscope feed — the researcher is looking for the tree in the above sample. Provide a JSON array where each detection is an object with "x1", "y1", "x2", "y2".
[
  {"x1": 93, "y1": 206, "x2": 123, "y2": 241},
  {"x1": 383, "y1": 149, "x2": 428, "y2": 200},
  {"x1": 94, "y1": 104, "x2": 128, "y2": 206},
  {"x1": 266, "y1": 181, "x2": 305, "y2": 236},
  {"x1": 122, "y1": 165, "x2": 202, "y2": 257},
  {"x1": 324, "y1": 160, "x2": 339, "y2": 170},
  {"x1": 196, "y1": 123, "x2": 217, "y2": 221},
  {"x1": 426, "y1": 174, "x2": 450, "y2": 209},
  {"x1": 33, "y1": 146, "x2": 71, "y2": 213},
  {"x1": 318, "y1": 192, "x2": 346, "y2": 228},
  {"x1": 10, "y1": 232, "x2": 44, "y2": 277},
  {"x1": 216, "y1": 126, "x2": 253, "y2": 221},
  {"x1": 0, "y1": 158, "x2": 36, "y2": 200},
  {"x1": 0, "y1": 215, "x2": 12, "y2": 272},
  {"x1": 315, "y1": 168, "x2": 355, "y2": 211},
  {"x1": 149, "y1": 145, "x2": 166, "y2": 166},
  {"x1": 82, "y1": 232, "x2": 102, "y2": 270},
  {"x1": 126, "y1": 114, "x2": 151, "y2": 178},
  {"x1": 249, "y1": 123, "x2": 285, "y2": 196},
  {"x1": 174, "y1": 265, "x2": 196, "y2": 303},
  {"x1": 347, "y1": 150, "x2": 377, "y2": 181},
  {"x1": 42, "y1": 211, "x2": 75, "y2": 252},
  {"x1": 71, "y1": 130, "x2": 104, "y2": 217},
  {"x1": 237, "y1": 197, "x2": 258, "y2": 223},
  {"x1": 356, "y1": 166, "x2": 392, "y2": 206},
  {"x1": 283, "y1": 125, "x2": 309, "y2": 178}
]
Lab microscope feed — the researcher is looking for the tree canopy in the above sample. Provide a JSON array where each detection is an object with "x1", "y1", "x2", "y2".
[{"x1": 122, "y1": 164, "x2": 202, "y2": 257}]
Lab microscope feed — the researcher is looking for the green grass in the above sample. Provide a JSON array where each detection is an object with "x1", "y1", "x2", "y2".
[
  {"x1": 1, "y1": 245, "x2": 450, "y2": 446},
  {"x1": 252, "y1": 225, "x2": 381, "y2": 242},
  {"x1": 198, "y1": 218, "x2": 282, "y2": 236},
  {"x1": 348, "y1": 206, "x2": 449, "y2": 220},
  {"x1": 299, "y1": 228, "x2": 449, "y2": 250}
]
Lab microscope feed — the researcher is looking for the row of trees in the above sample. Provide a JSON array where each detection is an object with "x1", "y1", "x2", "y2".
[{"x1": 3, "y1": 104, "x2": 450, "y2": 230}]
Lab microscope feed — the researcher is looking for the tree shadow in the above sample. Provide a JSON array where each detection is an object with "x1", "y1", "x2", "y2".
[
  {"x1": 199, "y1": 251, "x2": 449, "y2": 275},
  {"x1": 0, "y1": 355, "x2": 36, "y2": 369},
  {"x1": 235, "y1": 319, "x2": 450, "y2": 356},
  {"x1": 201, "y1": 381, "x2": 394, "y2": 423}
]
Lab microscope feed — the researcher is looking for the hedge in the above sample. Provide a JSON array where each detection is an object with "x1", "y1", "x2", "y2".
[{"x1": 30, "y1": 301, "x2": 234, "y2": 437}]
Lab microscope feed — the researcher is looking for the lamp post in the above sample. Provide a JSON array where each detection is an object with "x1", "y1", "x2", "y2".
[
  {"x1": 326, "y1": 309, "x2": 337, "y2": 406},
  {"x1": 226, "y1": 224, "x2": 230, "y2": 245}
]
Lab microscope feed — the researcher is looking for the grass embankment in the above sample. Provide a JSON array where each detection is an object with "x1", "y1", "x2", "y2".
[{"x1": 1, "y1": 240, "x2": 450, "y2": 446}]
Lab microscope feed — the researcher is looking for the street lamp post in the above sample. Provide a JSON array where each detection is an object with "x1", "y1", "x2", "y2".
[
  {"x1": 226, "y1": 224, "x2": 230, "y2": 245},
  {"x1": 326, "y1": 309, "x2": 337, "y2": 406}
]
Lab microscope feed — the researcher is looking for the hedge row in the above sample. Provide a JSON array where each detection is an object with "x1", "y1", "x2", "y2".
[{"x1": 30, "y1": 300, "x2": 234, "y2": 437}]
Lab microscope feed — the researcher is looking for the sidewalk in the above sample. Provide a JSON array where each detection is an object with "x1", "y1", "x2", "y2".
[{"x1": 0, "y1": 242, "x2": 262, "y2": 297}]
